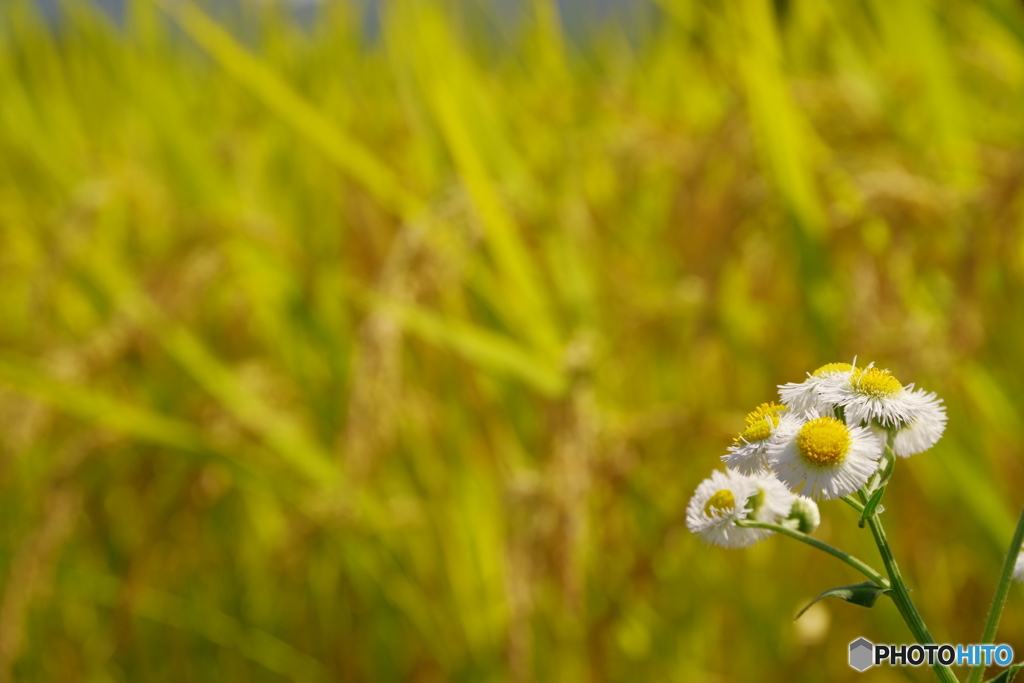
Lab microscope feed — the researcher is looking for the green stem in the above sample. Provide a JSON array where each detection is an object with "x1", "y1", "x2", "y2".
[
  {"x1": 966, "y1": 505, "x2": 1024, "y2": 683},
  {"x1": 736, "y1": 520, "x2": 889, "y2": 588},
  {"x1": 864, "y1": 510, "x2": 959, "y2": 683},
  {"x1": 841, "y1": 495, "x2": 865, "y2": 514},
  {"x1": 855, "y1": 431, "x2": 957, "y2": 682}
]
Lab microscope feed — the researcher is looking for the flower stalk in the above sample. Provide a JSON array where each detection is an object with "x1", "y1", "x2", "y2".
[
  {"x1": 863, "y1": 507, "x2": 959, "y2": 683},
  {"x1": 736, "y1": 519, "x2": 887, "y2": 587},
  {"x1": 966, "y1": 505, "x2": 1024, "y2": 683}
]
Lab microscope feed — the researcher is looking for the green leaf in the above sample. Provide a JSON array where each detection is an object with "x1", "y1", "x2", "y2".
[
  {"x1": 859, "y1": 486, "x2": 887, "y2": 528},
  {"x1": 795, "y1": 582, "x2": 891, "y2": 620},
  {"x1": 985, "y1": 664, "x2": 1023, "y2": 683}
]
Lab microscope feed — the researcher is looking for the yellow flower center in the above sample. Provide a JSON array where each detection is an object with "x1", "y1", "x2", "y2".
[
  {"x1": 736, "y1": 402, "x2": 788, "y2": 444},
  {"x1": 851, "y1": 367, "x2": 902, "y2": 398},
  {"x1": 812, "y1": 362, "x2": 853, "y2": 377},
  {"x1": 796, "y1": 417, "x2": 851, "y2": 467},
  {"x1": 739, "y1": 420, "x2": 771, "y2": 443},
  {"x1": 704, "y1": 489, "x2": 736, "y2": 517}
]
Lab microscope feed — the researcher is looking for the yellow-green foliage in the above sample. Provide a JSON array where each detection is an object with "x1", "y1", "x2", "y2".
[{"x1": 2, "y1": 0, "x2": 1024, "y2": 680}]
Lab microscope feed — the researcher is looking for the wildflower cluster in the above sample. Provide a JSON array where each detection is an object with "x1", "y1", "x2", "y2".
[
  {"x1": 688, "y1": 361, "x2": 946, "y2": 549},
  {"x1": 687, "y1": 360, "x2": 1024, "y2": 683}
]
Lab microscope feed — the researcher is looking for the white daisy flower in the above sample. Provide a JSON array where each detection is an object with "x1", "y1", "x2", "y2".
[
  {"x1": 893, "y1": 389, "x2": 947, "y2": 457},
  {"x1": 686, "y1": 469, "x2": 766, "y2": 548},
  {"x1": 1014, "y1": 550, "x2": 1024, "y2": 584},
  {"x1": 819, "y1": 365, "x2": 917, "y2": 428},
  {"x1": 871, "y1": 388, "x2": 948, "y2": 457},
  {"x1": 722, "y1": 402, "x2": 803, "y2": 475},
  {"x1": 778, "y1": 362, "x2": 854, "y2": 414},
  {"x1": 767, "y1": 409, "x2": 884, "y2": 500},
  {"x1": 787, "y1": 496, "x2": 821, "y2": 534}
]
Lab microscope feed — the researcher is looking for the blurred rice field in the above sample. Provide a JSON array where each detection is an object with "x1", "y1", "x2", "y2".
[{"x1": 3, "y1": 0, "x2": 1024, "y2": 680}]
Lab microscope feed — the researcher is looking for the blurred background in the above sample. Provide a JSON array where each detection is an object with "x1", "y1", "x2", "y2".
[{"x1": 2, "y1": 0, "x2": 1024, "y2": 681}]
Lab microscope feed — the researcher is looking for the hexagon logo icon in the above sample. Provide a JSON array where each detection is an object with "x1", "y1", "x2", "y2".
[{"x1": 849, "y1": 638, "x2": 874, "y2": 672}]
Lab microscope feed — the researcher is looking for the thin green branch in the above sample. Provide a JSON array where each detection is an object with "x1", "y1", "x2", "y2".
[
  {"x1": 841, "y1": 494, "x2": 865, "y2": 513},
  {"x1": 966, "y1": 505, "x2": 1024, "y2": 683},
  {"x1": 736, "y1": 519, "x2": 889, "y2": 588}
]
